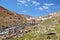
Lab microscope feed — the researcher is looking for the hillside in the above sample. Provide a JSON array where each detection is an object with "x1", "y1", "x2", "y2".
[
  {"x1": 0, "y1": 6, "x2": 27, "y2": 28},
  {"x1": 0, "y1": 6, "x2": 29, "y2": 40},
  {"x1": 0, "y1": 6, "x2": 60, "y2": 40}
]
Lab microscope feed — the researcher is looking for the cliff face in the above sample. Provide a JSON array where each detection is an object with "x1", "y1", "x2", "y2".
[{"x1": 0, "y1": 6, "x2": 60, "y2": 40}]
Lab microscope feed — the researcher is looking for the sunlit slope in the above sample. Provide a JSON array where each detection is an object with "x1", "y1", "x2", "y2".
[
  {"x1": 0, "y1": 6, "x2": 27, "y2": 29},
  {"x1": 13, "y1": 11, "x2": 60, "y2": 40}
]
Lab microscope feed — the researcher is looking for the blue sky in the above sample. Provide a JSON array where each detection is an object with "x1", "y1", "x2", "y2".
[{"x1": 0, "y1": 0, "x2": 60, "y2": 17}]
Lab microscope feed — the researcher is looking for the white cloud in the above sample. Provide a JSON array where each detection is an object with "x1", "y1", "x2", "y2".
[
  {"x1": 43, "y1": 6, "x2": 49, "y2": 9},
  {"x1": 32, "y1": 1, "x2": 40, "y2": 6},
  {"x1": 36, "y1": 7, "x2": 43, "y2": 11},
  {"x1": 44, "y1": 3, "x2": 54, "y2": 6},
  {"x1": 17, "y1": 3, "x2": 21, "y2": 5},
  {"x1": 17, "y1": 0, "x2": 31, "y2": 7},
  {"x1": 38, "y1": 7, "x2": 43, "y2": 10},
  {"x1": 22, "y1": 10, "x2": 27, "y2": 13},
  {"x1": 17, "y1": 0, "x2": 40, "y2": 7},
  {"x1": 17, "y1": 0, "x2": 31, "y2": 4},
  {"x1": 36, "y1": 6, "x2": 49, "y2": 11},
  {"x1": 27, "y1": 0, "x2": 31, "y2": 2},
  {"x1": 17, "y1": 0, "x2": 27, "y2": 4},
  {"x1": 24, "y1": 4, "x2": 29, "y2": 6}
]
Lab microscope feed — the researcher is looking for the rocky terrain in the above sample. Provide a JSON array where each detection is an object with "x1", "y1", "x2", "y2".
[{"x1": 0, "y1": 6, "x2": 60, "y2": 40}]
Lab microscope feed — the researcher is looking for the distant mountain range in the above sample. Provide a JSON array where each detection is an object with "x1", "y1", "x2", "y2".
[{"x1": 0, "y1": 6, "x2": 60, "y2": 40}]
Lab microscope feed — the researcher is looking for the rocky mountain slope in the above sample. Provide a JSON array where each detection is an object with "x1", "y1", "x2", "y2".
[
  {"x1": 15, "y1": 11, "x2": 60, "y2": 40},
  {"x1": 0, "y1": 6, "x2": 28, "y2": 39},
  {"x1": 0, "y1": 6, "x2": 60, "y2": 40}
]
